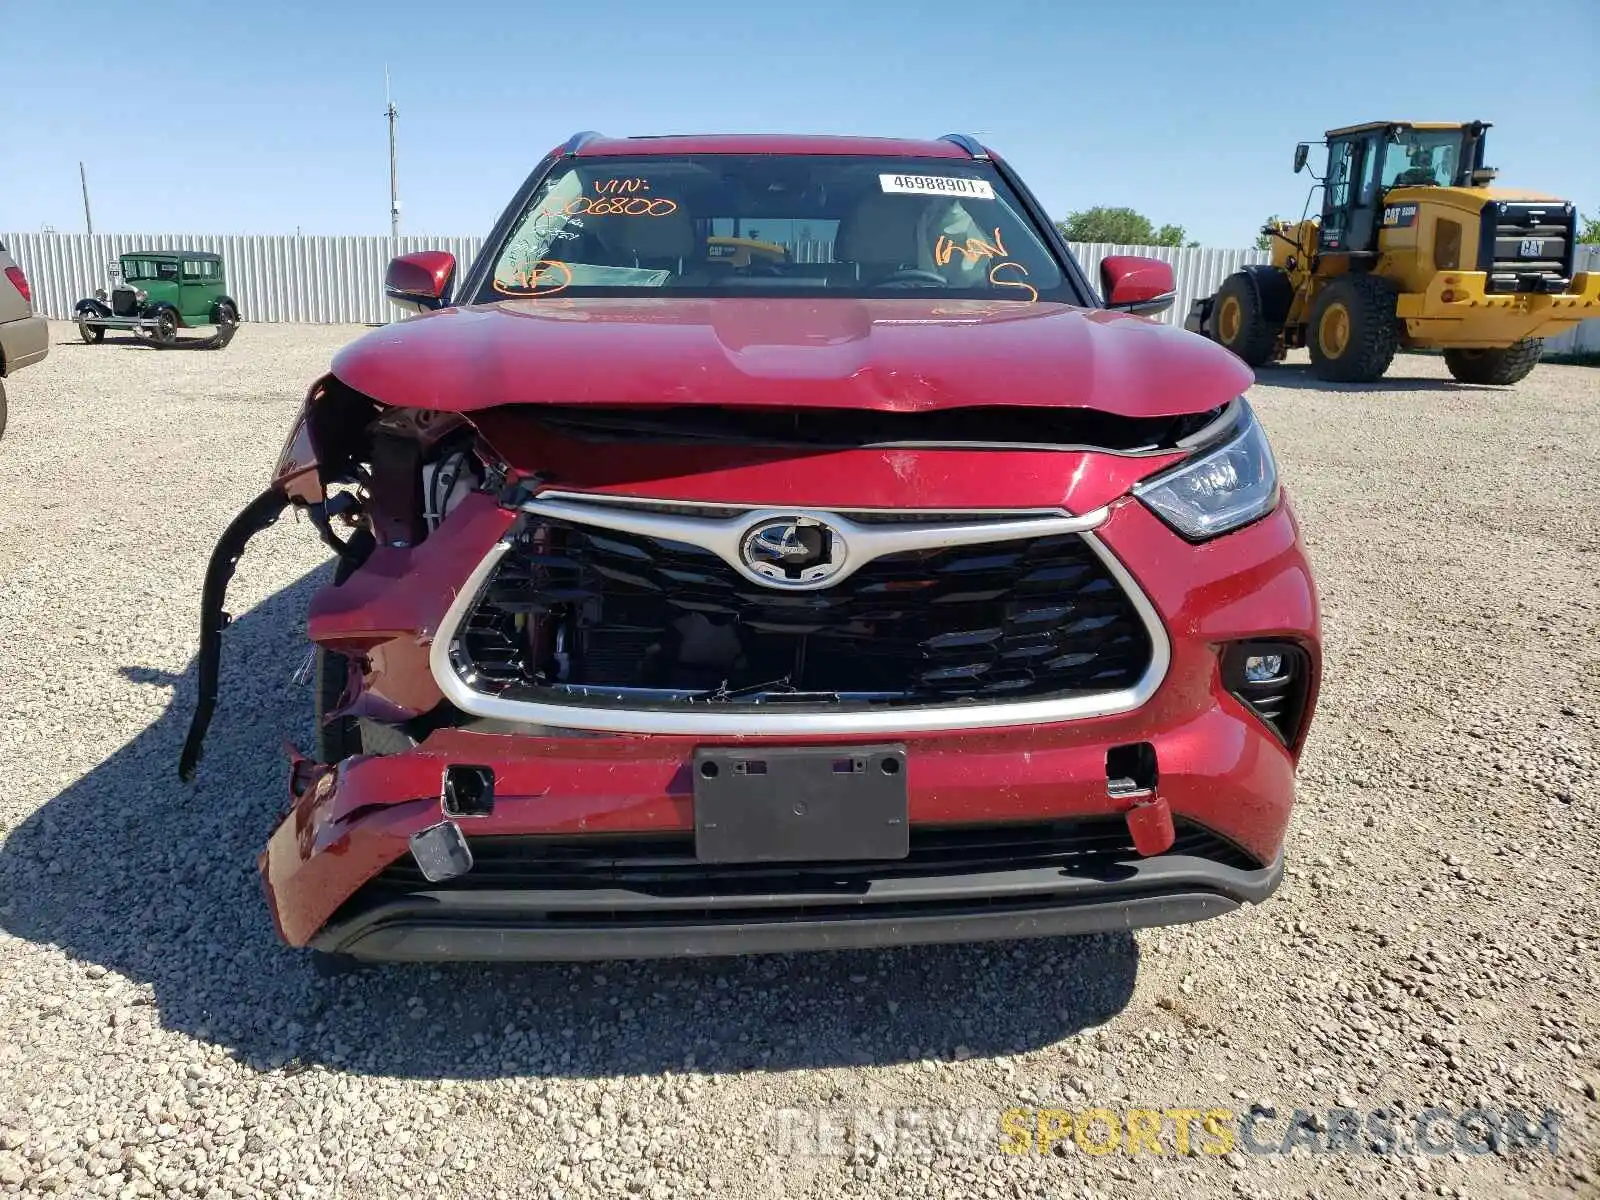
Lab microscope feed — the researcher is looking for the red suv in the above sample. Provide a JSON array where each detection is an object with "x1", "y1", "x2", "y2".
[{"x1": 182, "y1": 133, "x2": 1321, "y2": 965}]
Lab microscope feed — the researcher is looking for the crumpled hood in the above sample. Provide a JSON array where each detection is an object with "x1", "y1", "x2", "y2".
[{"x1": 330, "y1": 296, "x2": 1251, "y2": 417}]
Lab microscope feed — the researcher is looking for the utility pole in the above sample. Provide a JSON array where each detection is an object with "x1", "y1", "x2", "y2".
[
  {"x1": 79, "y1": 162, "x2": 94, "y2": 236},
  {"x1": 385, "y1": 67, "x2": 400, "y2": 244}
]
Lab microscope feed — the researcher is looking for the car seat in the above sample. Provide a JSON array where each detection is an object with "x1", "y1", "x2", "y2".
[{"x1": 834, "y1": 193, "x2": 938, "y2": 283}]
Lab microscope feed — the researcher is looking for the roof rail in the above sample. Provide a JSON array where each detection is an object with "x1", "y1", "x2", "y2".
[
  {"x1": 563, "y1": 131, "x2": 606, "y2": 155},
  {"x1": 939, "y1": 133, "x2": 989, "y2": 160}
]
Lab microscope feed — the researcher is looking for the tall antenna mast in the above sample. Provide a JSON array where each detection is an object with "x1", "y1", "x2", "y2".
[
  {"x1": 79, "y1": 162, "x2": 94, "y2": 236},
  {"x1": 385, "y1": 67, "x2": 400, "y2": 243}
]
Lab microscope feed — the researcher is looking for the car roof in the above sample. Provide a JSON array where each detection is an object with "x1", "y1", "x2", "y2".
[
  {"x1": 568, "y1": 133, "x2": 980, "y2": 159},
  {"x1": 122, "y1": 249, "x2": 222, "y2": 262}
]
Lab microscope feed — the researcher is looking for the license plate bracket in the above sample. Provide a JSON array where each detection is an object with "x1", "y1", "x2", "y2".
[{"x1": 693, "y1": 745, "x2": 909, "y2": 863}]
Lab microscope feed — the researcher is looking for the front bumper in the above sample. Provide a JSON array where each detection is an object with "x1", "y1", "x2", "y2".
[
  {"x1": 80, "y1": 314, "x2": 168, "y2": 331},
  {"x1": 311, "y1": 846, "x2": 1284, "y2": 962},
  {"x1": 259, "y1": 497, "x2": 1320, "y2": 960},
  {"x1": 1397, "y1": 270, "x2": 1600, "y2": 347}
]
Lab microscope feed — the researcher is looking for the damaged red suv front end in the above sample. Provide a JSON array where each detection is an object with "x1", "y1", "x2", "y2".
[{"x1": 182, "y1": 133, "x2": 1320, "y2": 962}]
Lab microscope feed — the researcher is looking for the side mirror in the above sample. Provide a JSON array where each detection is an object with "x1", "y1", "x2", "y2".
[
  {"x1": 1100, "y1": 255, "x2": 1176, "y2": 317},
  {"x1": 385, "y1": 250, "x2": 456, "y2": 314},
  {"x1": 1293, "y1": 143, "x2": 1310, "y2": 174}
]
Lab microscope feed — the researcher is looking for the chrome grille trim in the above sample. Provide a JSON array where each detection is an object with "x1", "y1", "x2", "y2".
[
  {"x1": 429, "y1": 500, "x2": 1170, "y2": 736},
  {"x1": 519, "y1": 494, "x2": 1109, "y2": 593}
]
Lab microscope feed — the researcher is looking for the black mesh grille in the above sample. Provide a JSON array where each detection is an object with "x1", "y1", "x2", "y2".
[
  {"x1": 111, "y1": 287, "x2": 138, "y2": 316},
  {"x1": 454, "y1": 517, "x2": 1154, "y2": 709},
  {"x1": 362, "y1": 818, "x2": 1258, "y2": 897}
]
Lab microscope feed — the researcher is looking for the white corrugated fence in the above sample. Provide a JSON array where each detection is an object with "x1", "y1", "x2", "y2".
[
  {"x1": 5, "y1": 233, "x2": 488, "y2": 326},
  {"x1": 5, "y1": 232, "x2": 1597, "y2": 352}
]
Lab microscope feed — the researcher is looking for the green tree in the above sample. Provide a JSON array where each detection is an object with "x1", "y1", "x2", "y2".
[
  {"x1": 1055, "y1": 206, "x2": 1190, "y2": 247},
  {"x1": 1253, "y1": 217, "x2": 1285, "y2": 251},
  {"x1": 1580, "y1": 212, "x2": 1600, "y2": 244}
]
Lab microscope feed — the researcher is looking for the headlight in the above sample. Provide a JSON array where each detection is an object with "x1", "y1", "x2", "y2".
[
  {"x1": 94, "y1": 287, "x2": 107, "y2": 301},
  {"x1": 1134, "y1": 402, "x2": 1280, "y2": 540},
  {"x1": 134, "y1": 288, "x2": 149, "y2": 303}
]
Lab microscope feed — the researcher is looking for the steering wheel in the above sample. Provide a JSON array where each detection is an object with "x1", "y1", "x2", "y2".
[{"x1": 875, "y1": 268, "x2": 948, "y2": 288}]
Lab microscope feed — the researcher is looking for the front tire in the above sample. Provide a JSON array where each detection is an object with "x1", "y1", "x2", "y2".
[
  {"x1": 151, "y1": 308, "x2": 179, "y2": 348},
  {"x1": 314, "y1": 646, "x2": 363, "y2": 764},
  {"x1": 1307, "y1": 274, "x2": 1399, "y2": 383},
  {"x1": 0, "y1": 379, "x2": 7, "y2": 442},
  {"x1": 1210, "y1": 273, "x2": 1281, "y2": 366},
  {"x1": 312, "y1": 644, "x2": 412, "y2": 762},
  {"x1": 1442, "y1": 339, "x2": 1543, "y2": 385},
  {"x1": 78, "y1": 314, "x2": 105, "y2": 344}
]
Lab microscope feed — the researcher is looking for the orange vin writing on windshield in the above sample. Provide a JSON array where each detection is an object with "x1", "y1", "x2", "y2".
[
  {"x1": 493, "y1": 258, "x2": 572, "y2": 298},
  {"x1": 935, "y1": 228, "x2": 1008, "y2": 267}
]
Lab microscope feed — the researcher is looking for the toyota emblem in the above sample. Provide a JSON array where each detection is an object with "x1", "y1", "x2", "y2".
[{"x1": 739, "y1": 516, "x2": 845, "y2": 587}]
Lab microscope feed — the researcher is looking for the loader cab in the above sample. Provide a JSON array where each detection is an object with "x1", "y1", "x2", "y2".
[{"x1": 1309, "y1": 121, "x2": 1491, "y2": 256}]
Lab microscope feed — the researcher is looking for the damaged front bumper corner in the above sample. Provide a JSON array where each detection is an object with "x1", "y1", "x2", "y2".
[
  {"x1": 179, "y1": 483, "x2": 363, "y2": 781},
  {"x1": 178, "y1": 488, "x2": 289, "y2": 782}
]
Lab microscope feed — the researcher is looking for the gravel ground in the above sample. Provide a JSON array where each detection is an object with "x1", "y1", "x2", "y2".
[{"x1": 0, "y1": 321, "x2": 1595, "y2": 1200}]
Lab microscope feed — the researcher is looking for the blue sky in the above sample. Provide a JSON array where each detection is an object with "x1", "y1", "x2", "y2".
[{"x1": 5, "y1": 0, "x2": 1597, "y2": 245}]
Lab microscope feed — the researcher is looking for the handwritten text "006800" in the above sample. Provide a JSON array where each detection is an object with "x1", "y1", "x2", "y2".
[{"x1": 545, "y1": 195, "x2": 680, "y2": 218}]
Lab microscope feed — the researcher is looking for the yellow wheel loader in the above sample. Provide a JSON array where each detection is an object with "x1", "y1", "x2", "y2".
[{"x1": 1187, "y1": 121, "x2": 1600, "y2": 384}]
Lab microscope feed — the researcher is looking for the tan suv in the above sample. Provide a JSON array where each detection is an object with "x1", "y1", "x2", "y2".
[{"x1": 1, "y1": 240, "x2": 49, "y2": 440}]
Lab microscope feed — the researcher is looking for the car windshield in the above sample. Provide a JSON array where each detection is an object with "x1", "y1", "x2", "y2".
[
  {"x1": 120, "y1": 258, "x2": 179, "y2": 282},
  {"x1": 480, "y1": 154, "x2": 1072, "y2": 303}
]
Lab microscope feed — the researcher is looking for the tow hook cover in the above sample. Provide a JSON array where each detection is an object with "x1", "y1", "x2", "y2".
[
  {"x1": 1126, "y1": 796, "x2": 1176, "y2": 857},
  {"x1": 409, "y1": 820, "x2": 474, "y2": 882}
]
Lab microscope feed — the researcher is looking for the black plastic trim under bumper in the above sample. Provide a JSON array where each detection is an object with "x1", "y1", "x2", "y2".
[{"x1": 310, "y1": 851, "x2": 1284, "y2": 962}]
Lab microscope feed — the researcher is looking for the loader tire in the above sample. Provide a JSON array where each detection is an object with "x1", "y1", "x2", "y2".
[
  {"x1": 1308, "y1": 273, "x2": 1399, "y2": 383},
  {"x1": 1210, "y1": 273, "x2": 1281, "y2": 366},
  {"x1": 1442, "y1": 339, "x2": 1543, "y2": 385}
]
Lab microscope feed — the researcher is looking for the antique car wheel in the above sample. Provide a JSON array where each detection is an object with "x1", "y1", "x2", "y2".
[
  {"x1": 212, "y1": 303, "x2": 238, "y2": 348},
  {"x1": 77, "y1": 315, "x2": 105, "y2": 344},
  {"x1": 152, "y1": 309, "x2": 179, "y2": 348}
]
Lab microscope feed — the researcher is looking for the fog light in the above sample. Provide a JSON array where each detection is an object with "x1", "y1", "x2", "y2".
[
  {"x1": 1223, "y1": 642, "x2": 1311, "y2": 746},
  {"x1": 1243, "y1": 653, "x2": 1285, "y2": 683}
]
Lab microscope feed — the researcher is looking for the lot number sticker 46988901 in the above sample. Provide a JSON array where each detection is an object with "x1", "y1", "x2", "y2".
[{"x1": 879, "y1": 174, "x2": 996, "y2": 200}]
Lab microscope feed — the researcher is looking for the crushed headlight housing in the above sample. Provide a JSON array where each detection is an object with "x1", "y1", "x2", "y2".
[{"x1": 1134, "y1": 401, "x2": 1280, "y2": 540}]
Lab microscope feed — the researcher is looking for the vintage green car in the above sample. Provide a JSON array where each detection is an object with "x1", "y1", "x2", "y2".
[{"x1": 74, "y1": 250, "x2": 240, "y2": 348}]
